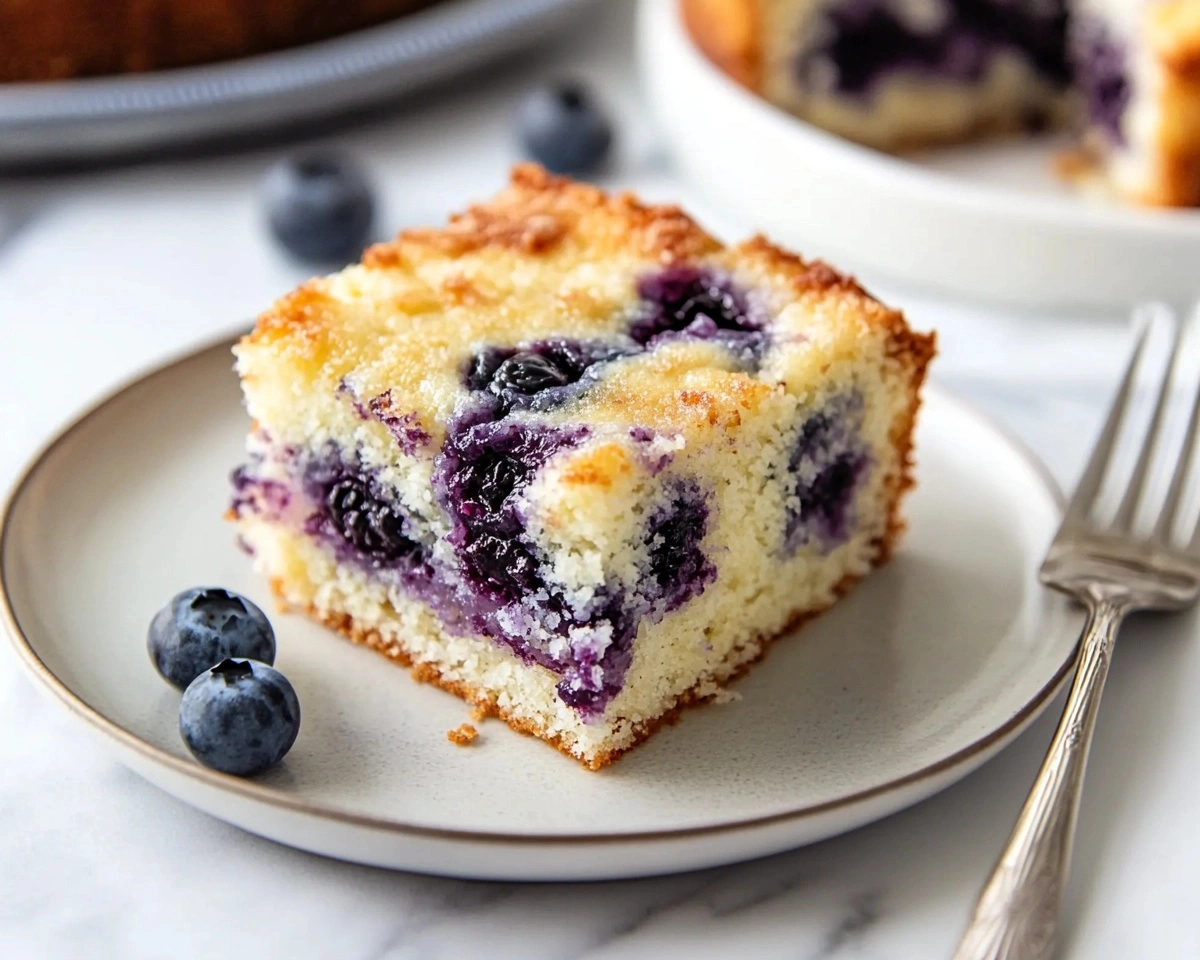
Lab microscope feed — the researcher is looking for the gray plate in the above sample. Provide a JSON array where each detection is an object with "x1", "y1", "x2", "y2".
[{"x1": 0, "y1": 0, "x2": 594, "y2": 168}]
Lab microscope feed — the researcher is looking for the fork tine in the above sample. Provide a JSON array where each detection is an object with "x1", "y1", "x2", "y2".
[
  {"x1": 1154, "y1": 310, "x2": 1200, "y2": 545},
  {"x1": 1113, "y1": 307, "x2": 1182, "y2": 531},
  {"x1": 1062, "y1": 311, "x2": 1154, "y2": 526}
]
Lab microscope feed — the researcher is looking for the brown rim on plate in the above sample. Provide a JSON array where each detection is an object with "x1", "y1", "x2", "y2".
[{"x1": 0, "y1": 333, "x2": 1078, "y2": 846}]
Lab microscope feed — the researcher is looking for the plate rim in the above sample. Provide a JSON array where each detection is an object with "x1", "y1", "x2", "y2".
[{"x1": 0, "y1": 332, "x2": 1077, "y2": 847}]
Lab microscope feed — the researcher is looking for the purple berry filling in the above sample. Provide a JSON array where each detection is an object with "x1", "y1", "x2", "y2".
[
  {"x1": 628, "y1": 425, "x2": 677, "y2": 475},
  {"x1": 338, "y1": 382, "x2": 431, "y2": 455},
  {"x1": 435, "y1": 417, "x2": 590, "y2": 604},
  {"x1": 645, "y1": 481, "x2": 717, "y2": 611},
  {"x1": 462, "y1": 272, "x2": 771, "y2": 411},
  {"x1": 233, "y1": 421, "x2": 718, "y2": 717},
  {"x1": 325, "y1": 476, "x2": 424, "y2": 564},
  {"x1": 796, "y1": 0, "x2": 1069, "y2": 98},
  {"x1": 465, "y1": 338, "x2": 635, "y2": 414},
  {"x1": 785, "y1": 396, "x2": 870, "y2": 552},
  {"x1": 1071, "y1": 16, "x2": 1129, "y2": 144},
  {"x1": 230, "y1": 463, "x2": 291, "y2": 522},
  {"x1": 299, "y1": 450, "x2": 433, "y2": 577},
  {"x1": 432, "y1": 404, "x2": 715, "y2": 714},
  {"x1": 632, "y1": 266, "x2": 767, "y2": 367},
  {"x1": 556, "y1": 483, "x2": 715, "y2": 711},
  {"x1": 236, "y1": 299, "x2": 768, "y2": 717}
]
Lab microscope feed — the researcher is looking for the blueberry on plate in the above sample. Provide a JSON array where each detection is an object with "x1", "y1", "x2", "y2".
[
  {"x1": 516, "y1": 82, "x2": 612, "y2": 175},
  {"x1": 262, "y1": 151, "x2": 375, "y2": 264},
  {"x1": 179, "y1": 659, "x2": 301, "y2": 777},
  {"x1": 148, "y1": 587, "x2": 275, "y2": 690}
]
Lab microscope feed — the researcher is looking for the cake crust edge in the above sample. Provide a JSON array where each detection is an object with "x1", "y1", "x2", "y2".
[{"x1": 285, "y1": 564, "x2": 875, "y2": 771}]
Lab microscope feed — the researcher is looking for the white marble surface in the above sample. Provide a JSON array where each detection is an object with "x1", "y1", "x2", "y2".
[{"x1": 2, "y1": 3, "x2": 1198, "y2": 958}]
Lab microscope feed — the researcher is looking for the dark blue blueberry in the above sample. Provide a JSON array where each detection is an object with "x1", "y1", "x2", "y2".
[
  {"x1": 633, "y1": 266, "x2": 767, "y2": 366},
  {"x1": 263, "y1": 152, "x2": 375, "y2": 264},
  {"x1": 516, "y1": 82, "x2": 612, "y2": 175},
  {"x1": 326, "y1": 476, "x2": 422, "y2": 563},
  {"x1": 491, "y1": 352, "x2": 571, "y2": 395},
  {"x1": 179, "y1": 659, "x2": 301, "y2": 777},
  {"x1": 644, "y1": 484, "x2": 716, "y2": 611},
  {"x1": 148, "y1": 588, "x2": 275, "y2": 690},
  {"x1": 784, "y1": 398, "x2": 869, "y2": 551},
  {"x1": 466, "y1": 346, "x2": 515, "y2": 393},
  {"x1": 465, "y1": 338, "x2": 633, "y2": 413},
  {"x1": 436, "y1": 420, "x2": 589, "y2": 603}
]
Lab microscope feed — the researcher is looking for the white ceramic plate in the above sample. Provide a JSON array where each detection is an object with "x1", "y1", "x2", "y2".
[
  {"x1": 1, "y1": 337, "x2": 1084, "y2": 881},
  {"x1": 0, "y1": 0, "x2": 593, "y2": 168},
  {"x1": 637, "y1": 0, "x2": 1200, "y2": 311}
]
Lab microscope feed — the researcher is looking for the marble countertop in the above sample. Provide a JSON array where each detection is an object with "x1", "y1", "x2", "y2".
[{"x1": 2, "y1": 3, "x2": 1198, "y2": 957}]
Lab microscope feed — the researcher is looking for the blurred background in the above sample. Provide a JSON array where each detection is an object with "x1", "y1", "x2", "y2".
[
  {"x1": 0, "y1": 0, "x2": 1130, "y2": 490},
  {"x1": 4, "y1": 3, "x2": 1198, "y2": 959}
]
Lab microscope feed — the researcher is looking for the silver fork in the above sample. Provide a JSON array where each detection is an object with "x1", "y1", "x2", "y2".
[{"x1": 951, "y1": 305, "x2": 1200, "y2": 960}]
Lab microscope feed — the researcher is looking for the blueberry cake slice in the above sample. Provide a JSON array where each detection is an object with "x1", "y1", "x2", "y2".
[
  {"x1": 683, "y1": 0, "x2": 1200, "y2": 206},
  {"x1": 1071, "y1": 0, "x2": 1200, "y2": 206},
  {"x1": 230, "y1": 165, "x2": 935, "y2": 769},
  {"x1": 683, "y1": 0, "x2": 1074, "y2": 150}
]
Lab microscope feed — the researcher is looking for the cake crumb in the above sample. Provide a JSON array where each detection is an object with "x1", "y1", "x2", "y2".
[
  {"x1": 470, "y1": 705, "x2": 490, "y2": 723},
  {"x1": 693, "y1": 678, "x2": 742, "y2": 705},
  {"x1": 447, "y1": 723, "x2": 479, "y2": 746}
]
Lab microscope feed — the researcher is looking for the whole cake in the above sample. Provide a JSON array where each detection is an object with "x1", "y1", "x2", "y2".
[
  {"x1": 0, "y1": 0, "x2": 438, "y2": 82},
  {"x1": 229, "y1": 165, "x2": 935, "y2": 768},
  {"x1": 683, "y1": 0, "x2": 1200, "y2": 206}
]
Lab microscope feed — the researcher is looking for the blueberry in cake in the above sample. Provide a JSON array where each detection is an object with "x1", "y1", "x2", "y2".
[
  {"x1": 683, "y1": 0, "x2": 1200, "y2": 206},
  {"x1": 230, "y1": 165, "x2": 935, "y2": 769}
]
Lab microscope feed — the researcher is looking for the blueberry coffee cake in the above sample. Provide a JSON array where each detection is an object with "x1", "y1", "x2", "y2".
[
  {"x1": 230, "y1": 165, "x2": 935, "y2": 768},
  {"x1": 683, "y1": 0, "x2": 1200, "y2": 206}
]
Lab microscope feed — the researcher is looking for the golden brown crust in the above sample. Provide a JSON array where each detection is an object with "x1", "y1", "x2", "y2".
[
  {"x1": 878, "y1": 327, "x2": 935, "y2": 561},
  {"x1": 732, "y1": 233, "x2": 873, "y2": 299},
  {"x1": 366, "y1": 164, "x2": 723, "y2": 267},
  {"x1": 680, "y1": 0, "x2": 762, "y2": 90},
  {"x1": 239, "y1": 165, "x2": 930, "y2": 463},
  {"x1": 1, "y1": 0, "x2": 439, "y2": 82},
  {"x1": 248, "y1": 165, "x2": 910, "y2": 354}
]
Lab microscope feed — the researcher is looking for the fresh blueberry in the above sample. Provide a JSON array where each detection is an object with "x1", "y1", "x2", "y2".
[
  {"x1": 148, "y1": 588, "x2": 276, "y2": 690},
  {"x1": 262, "y1": 152, "x2": 375, "y2": 264},
  {"x1": 516, "y1": 82, "x2": 612, "y2": 175},
  {"x1": 179, "y1": 659, "x2": 301, "y2": 777}
]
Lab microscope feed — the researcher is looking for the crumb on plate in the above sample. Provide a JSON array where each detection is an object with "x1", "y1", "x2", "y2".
[{"x1": 447, "y1": 723, "x2": 479, "y2": 746}]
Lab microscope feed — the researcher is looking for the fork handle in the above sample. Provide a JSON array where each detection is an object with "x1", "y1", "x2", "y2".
[{"x1": 950, "y1": 596, "x2": 1127, "y2": 960}]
